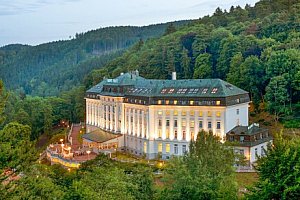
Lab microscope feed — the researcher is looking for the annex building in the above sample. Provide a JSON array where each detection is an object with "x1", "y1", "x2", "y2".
[{"x1": 84, "y1": 71, "x2": 250, "y2": 159}]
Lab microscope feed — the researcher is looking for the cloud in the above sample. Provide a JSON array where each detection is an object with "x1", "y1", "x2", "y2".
[{"x1": 0, "y1": 0, "x2": 81, "y2": 16}]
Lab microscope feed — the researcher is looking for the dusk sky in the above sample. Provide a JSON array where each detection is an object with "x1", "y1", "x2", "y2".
[{"x1": 0, "y1": 0, "x2": 258, "y2": 46}]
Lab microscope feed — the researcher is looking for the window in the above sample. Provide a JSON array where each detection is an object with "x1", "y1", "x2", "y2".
[
  {"x1": 174, "y1": 120, "x2": 178, "y2": 127},
  {"x1": 166, "y1": 144, "x2": 170, "y2": 153},
  {"x1": 202, "y1": 88, "x2": 208, "y2": 94},
  {"x1": 168, "y1": 88, "x2": 175, "y2": 94},
  {"x1": 216, "y1": 100, "x2": 221, "y2": 105},
  {"x1": 166, "y1": 120, "x2": 170, "y2": 127},
  {"x1": 190, "y1": 110, "x2": 194, "y2": 116},
  {"x1": 174, "y1": 100, "x2": 178, "y2": 105},
  {"x1": 255, "y1": 148, "x2": 258, "y2": 158},
  {"x1": 158, "y1": 120, "x2": 162, "y2": 127},
  {"x1": 189, "y1": 100, "x2": 194, "y2": 105},
  {"x1": 182, "y1": 145, "x2": 187, "y2": 154},
  {"x1": 158, "y1": 129, "x2": 162, "y2": 138},
  {"x1": 174, "y1": 110, "x2": 178, "y2": 116},
  {"x1": 208, "y1": 121, "x2": 212, "y2": 129},
  {"x1": 144, "y1": 142, "x2": 147, "y2": 153},
  {"x1": 158, "y1": 100, "x2": 162, "y2": 105},
  {"x1": 199, "y1": 121, "x2": 203, "y2": 129},
  {"x1": 237, "y1": 109, "x2": 240, "y2": 115},
  {"x1": 174, "y1": 131, "x2": 178, "y2": 139},
  {"x1": 166, "y1": 110, "x2": 170, "y2": 116},
  {"x1": 191, "y1": 131, "x2": 194, "y2": 141},
  {"x1": 182, "y1": 111, "x2": 186, "y2": 116},
  {"x1": 166, "y1": 100, "x2": 170, "y2": 105},
  {"x1": 174, "y1": 144, "x2": 178, "y2": 154},
  {"x1": 161, "y1": 89, "x2": 167, "y2": 94},
  {"x1": 158, "y1": 110, "x2": 162, "y2": 115},
  {"x1": 217, "y1": 122, "x2": 221, "y2": 129},
  {"x1": 158, "y1": 143, "x2": 162, "y2": 152},
  {"x1": 216, "y1": 111, "x2": 221, "y2": 117},
  {"x1": 190, "y1": 120, "x2": 195, "y2": 128},
  {"x1": 211, "y1": 87, "x2": 218, "y2": 94},
  {"x1": 182, "y1": 120, "x2": 186, "y2": 127},
  {"x1": 166, "y1": 129, "x2": 170, "y2": 139},
  {"x1": 182, "y1": 131, "x2": 186, "y2": 140},
  {"x1": 240, "y1": 136, "x2": 244, "y2": 142},
  {"x1": 199, "y1": 111, "x2": 203, "y2": 117},
  {"x1": 261, "y1": 146, "x2": 265, "y2": 156},
  {"x1": 207, "y1": 111, "x2": 212, "y2": 117}
]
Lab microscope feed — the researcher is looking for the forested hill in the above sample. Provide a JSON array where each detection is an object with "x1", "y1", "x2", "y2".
[
  {"x1": 86, "y1": 0, "x2": 300, "y2": 122},
  {"x1": 0, "y1": 21, "x2": 190, "y2": 96}
]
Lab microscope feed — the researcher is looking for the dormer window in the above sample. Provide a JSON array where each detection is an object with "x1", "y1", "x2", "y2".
[
  {"x1": 202, "y1": 88, "x2": 208, "y2": 94},
  {"x1": 211, "y1": 88, "x2": 218, "y2": 94}
]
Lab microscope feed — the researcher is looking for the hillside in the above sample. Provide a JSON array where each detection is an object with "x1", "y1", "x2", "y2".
[
  {"x1": 0, "y1": 21, "x2": 190, "y2": 96},
  {"x1": 87, "y1": 0, "x2": 300, "y2": 123}
]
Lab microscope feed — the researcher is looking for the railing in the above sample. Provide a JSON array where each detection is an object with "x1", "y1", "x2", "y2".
[{"x1": 46, "y1": 148, "x2": 82, "y2": 168}]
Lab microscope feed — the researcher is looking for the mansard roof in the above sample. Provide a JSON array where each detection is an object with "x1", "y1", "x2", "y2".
[{"x1": 87, "y1": 72, "x2": 248, "y2": 98}]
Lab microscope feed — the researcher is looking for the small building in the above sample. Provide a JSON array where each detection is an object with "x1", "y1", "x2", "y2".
[{"x1": 226, "y1": 123, "x2": 273, "y2": 168}]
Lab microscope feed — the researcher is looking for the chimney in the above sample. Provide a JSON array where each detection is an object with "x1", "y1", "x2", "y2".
[{"x1": 172, "y1": 72, "x2": 177, "y2": 80}]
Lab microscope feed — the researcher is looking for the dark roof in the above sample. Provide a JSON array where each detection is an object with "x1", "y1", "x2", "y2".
[
  {"x1": 82, "y1": 129, "x2": 122, "y2": 143},
  {"x1": 87, "y1": 72, "x2": 248, "y2": 98},
  {"x1": 226, "y1": 124, "x2": 268, "y2": 136}
]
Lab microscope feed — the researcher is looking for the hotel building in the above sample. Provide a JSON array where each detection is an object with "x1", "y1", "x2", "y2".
[{"x1": 84, "y1": 71, "x2": 250, "y2": 159}]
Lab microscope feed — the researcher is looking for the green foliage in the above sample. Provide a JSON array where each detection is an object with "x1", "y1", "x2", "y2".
[
  {"x1": 159, "y1": 130, "x2": 238, "y2": 200},
  {"x1": 0, "y1": 122, "x2": 36, "y2": 170},
  {"x1": 247, "y1": 134, "x2": 300, "y2": 200}
]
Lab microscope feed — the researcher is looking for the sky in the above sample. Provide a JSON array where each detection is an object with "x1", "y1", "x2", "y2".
[{"x1": 0, "y1": 0, "x2": 259, "y2": 47}]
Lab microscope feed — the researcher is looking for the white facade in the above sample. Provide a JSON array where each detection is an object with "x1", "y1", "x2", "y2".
[{"x1": 85, "y1": 96, "x2": 249, "y2": 159}]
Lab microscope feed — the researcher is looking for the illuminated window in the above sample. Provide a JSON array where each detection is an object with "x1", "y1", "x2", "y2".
[
  {"x1": 158, "y1": 129, "x2": 162, "y2": 138},
  {"x1": 174, "y1": 144, "x2": 178, "y2": 154},
  {"x1": 166, "y1": 110, "x2": 170, "y2": 116},
  {"x1": 191, "y1": 131, "x2": 194, "y2": 141},
  {"x1": 158, "y1": 110, "x2": 162, "y2": 115},
  {"x1": 174, "y1": 100, "x2": 178, "y2": 105},
  {"x1": 182, "y1": 120, "x2": 186, "y2": 127},
  {"x1": 216, "y1": 111, "x2": 221, "y2": 117},
  {"x1": 166, "y1": 129, "x2": 170, "y2": 139},
  {"x1": 190, "y1": 120, "x2": 195, "y2": 128},
  {"x1": 189, "y1": 100, "x2": 194, "y2": 105},
  {"x1": 182, "y1": 111, "x2": 186, "y2": 116},
  {"x1": 182, "y1": 131, "x2": 186, "y2": 140},
  {"x1": 211, "y1": 88, "x2": 218, "y2": 94},
  {"x1": 174, "y1": 131, "x2": 178, "y2": 139},
  {"x1": 202, "y1": 88, "x2": 208, "y2": 94},
  {"x1": 158, "y1": 100, "x2": 162, "y2": 105},
  {"x1": 190, "y1": 111, "x2": 194, "y2": 116},
  {"x1": 199, "y1": 111, "x2": 203, "y2": 117},
  {"x1": 166, "y1": 144, "x2": 170, "y2": 153},
  {"x1": 174, "y1": 110, "x2": 178, "y2": 116},
  {"x1": 207, "y1": 111, "x2": 212, "y2": 117},
  {"x1": 158, "y1": 143, "x2": 162, "y2": 153},
  {"x1": 144, "y1": 142, "x2": 147, "y2": 153},
  {"x1": 166, "y1": 100, "x2": 170, "y2": 105},
  {"x1": 216, "y1": 101, "x2": 221, "y2": 105}
]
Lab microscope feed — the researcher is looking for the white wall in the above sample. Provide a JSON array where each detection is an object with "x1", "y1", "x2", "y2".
[{"x1": 224, "y1": 103, "x2": 249, "y2": 134}]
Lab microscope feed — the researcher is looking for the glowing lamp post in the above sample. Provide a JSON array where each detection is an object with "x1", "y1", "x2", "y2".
[{"x1": 86, "y1": 150, "x2": 91, "y2": 160}]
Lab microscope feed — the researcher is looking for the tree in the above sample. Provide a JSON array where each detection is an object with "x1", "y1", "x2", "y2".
[
  {"x1": 160, "y1": 130, "x2": 238, "y2": 200},
  {"x1": 0, "y1": 122, "x2": 36, "y2": 170},
  {"x1": 265, "y1": 76, "x2": 290, "y2": 122},
  {"x1": 193, "y1": 53, "x2": 213, "y2": 78},
  {"x1": 247, "y1": 133, "x2": 300, "y2": 200},
  {"x1": 164, "y1": 23, "x2": 177, "y2": 36},
  {"x1": 0, "y1": 80, "x2": 8, "y2": 125}
]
